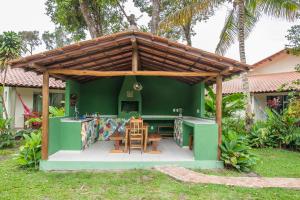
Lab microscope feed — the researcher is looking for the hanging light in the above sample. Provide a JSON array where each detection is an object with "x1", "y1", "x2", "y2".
[{"x1": 133, "y1": 82, "x2": 143, "y2": 91}]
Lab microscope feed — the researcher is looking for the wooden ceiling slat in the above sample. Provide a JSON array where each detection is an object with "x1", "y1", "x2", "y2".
[
  {"x1": 11, "y1": 36, "x2": 132, "y2": 68},
  {"x1": 69, "y1": 52, "x2": 132, "y2": 70},
  {"x1": 140, "y1": 52, "x2": 207, "y2": 72},
  {"x1": 136, "y1": 37, "x2": 246, "y2": 71},
  {"x1": 143, "y1": 64, "x2": 200, "y2": 83},
  {"x1": 136, "y1": 32, "x2": 251, "y2": 69},
  {"x1": 140, "y1": 58, "x2": 202, "y2": 81},
  {"x1": 138, "y1": 45, "x2": 221, "y2": 72},
  {"x1": 87, "y1": 57, "x2": 132, "y2": 70},
  {"x1": 46, "y1": 44, "x2": 133, "y2": 69},
  {"x1": 144, "y1": 65, "x2": 199, "y2": 84}
]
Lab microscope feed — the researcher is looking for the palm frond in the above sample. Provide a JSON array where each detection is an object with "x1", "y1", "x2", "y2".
[
  {"x1": 159, "y1": 0, "x2": 222, "y2": 30},
  {"x1": 257, "y1": 0, "x2": 300, "y2": 21},
  {"x1": 215, "y1": 9, "x2": 238, "y2": 55},
  {"x1": 216, "y1": 4, "x2": 258, "y2": 55}
]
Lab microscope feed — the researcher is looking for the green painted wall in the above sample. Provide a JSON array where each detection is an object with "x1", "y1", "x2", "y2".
[
  {"x1": 65, "y1": 80, "x2": 81, "y2": 117},
  {"x1": 191, "y1": 82, "x2": 205, "y2": 118},
  {"x1": 79, "y1": 77, "x2": 123, "y2": 115},
  {"x1": 181, "y1": 121, "x2": 218, "y2": 161},
  {"x1": 78, "y1": 76, "x2": 203, "y2": 116},
  {"x1": 48, "y1": 117, "x2": 63, "y2": 155},
  {"x1": 137, "y1": 76, "x2": 194, "y2": 115},
  {"x1": 118, "y1": 76, "x2": 142, "y2": 118},
  {"x1": 60, "y1": 121, "x2": 82, "y2": 150},
  {"x1": 48, "y1": 117, "x2": 83, "y2": 155}
]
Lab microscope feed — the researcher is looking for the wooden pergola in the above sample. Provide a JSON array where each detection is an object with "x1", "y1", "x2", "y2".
[{"x1": 9, "y1": 30, "x2": 252, "y2": 160}]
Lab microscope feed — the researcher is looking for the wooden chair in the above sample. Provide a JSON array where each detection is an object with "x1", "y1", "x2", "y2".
[
  {"x1": 128, "y1": 118, "x2": 144, "y2": 153},
  {"x1": 147, "y1": 133, "x2": 161, "y2": 154},
  {"x1": 109, "y1": 131, "x2": 124, "y2": 153}
]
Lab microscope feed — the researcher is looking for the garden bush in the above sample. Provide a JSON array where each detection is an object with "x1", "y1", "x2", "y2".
[
  {"x1": 222, "y1": 117, "x2": 247, "y2": 135},
  {"x1": 247, "y1": 121, "x2": 277, "y2": 148},
  {"x1": 0, "y1": 118, "x2": 15, "y2": 149},
  {"x1": 16, "y1": 130, "x2": 41, "y2": 169},
  {"x1": 220, "y1": 130, "x2": 257, "y2": 172},
  {"x1": 265, "y1": 108, "x2": 300, "y2": 150},
  {"x1": 15, "y1": 128, "x2": 34, "y2": 140}
]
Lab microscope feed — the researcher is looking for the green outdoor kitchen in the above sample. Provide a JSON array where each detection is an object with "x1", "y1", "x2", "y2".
[{"x1": 9, "y1": 30, "x2": 251, "y2": 171}]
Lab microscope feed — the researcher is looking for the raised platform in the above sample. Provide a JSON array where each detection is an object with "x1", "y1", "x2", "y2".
[{"x1": 40, "y1": 139, "x2": 223, "y2": 170}]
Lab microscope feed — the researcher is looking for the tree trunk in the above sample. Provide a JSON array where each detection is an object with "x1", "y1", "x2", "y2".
[
  {"x1": 182, "y1": 21, "x2": 192, "y2": 46},
  {"x1": 1, "y1": 67, "x2": 9, "y2": 119},
  {"x1": 237, "y1": 0, "x2": 253, "y2": 131},
  {"x1": 79, "y1": 0, "x2": 102, "y2": 38},
  {"x1": 151, "y1": 0, "x2": 160, "y2": 34}
]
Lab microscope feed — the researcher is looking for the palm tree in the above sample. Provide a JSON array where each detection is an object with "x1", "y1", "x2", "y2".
[
  {"x1": 0, "y1": 31, "x2": 22, "y2": 119},
  {"x1": 159, "y1": 0, "x2": 300, "y2": 130}
]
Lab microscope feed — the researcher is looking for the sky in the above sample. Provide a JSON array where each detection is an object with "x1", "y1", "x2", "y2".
[{"x1": 0, "y1": 0, "x2": 299, "y2": 64}]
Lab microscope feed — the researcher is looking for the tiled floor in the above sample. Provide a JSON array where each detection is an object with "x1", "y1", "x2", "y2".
[{"x1": 49, "y1": 138, "x2": 194, "y2": 162}]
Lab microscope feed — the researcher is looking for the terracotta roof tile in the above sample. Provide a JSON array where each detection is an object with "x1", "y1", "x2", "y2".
[
  {"x1": 1, "y1": 68, "x2": 65, "y2": 89},
  {"x1": 222, "y1": 72, "x2": 300, "y2": 94}
]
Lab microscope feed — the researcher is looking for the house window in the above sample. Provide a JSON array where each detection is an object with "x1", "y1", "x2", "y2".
[
  {"x1": 266, "y1": 95, "x2": 289, "y2": 113},
  {"x1": 33, "y1": 92, "x2": 65, "y2": 113}
]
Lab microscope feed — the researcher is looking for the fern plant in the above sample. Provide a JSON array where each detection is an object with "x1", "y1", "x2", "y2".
[{"x1": 16, "y1": 130, "x2": 41, "y2": 169}]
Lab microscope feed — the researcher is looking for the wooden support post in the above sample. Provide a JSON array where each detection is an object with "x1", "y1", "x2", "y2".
[
  {"x1": 131, "y1": 37, "x2": 139, "y2": 71},
  {"x1": 42, "y1": 71, "x2": 49, "y2": 160},
  {"x1": 216, "y1": 75, "x2": 222, "y2": 160}
]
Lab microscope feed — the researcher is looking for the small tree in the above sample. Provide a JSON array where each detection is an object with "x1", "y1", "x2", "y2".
[
  {"x1": 18, "y1": 31, "x2": 41, "y2": 55},
  {"x1": 0, "y1": 32, "x2": 22, "y2": 119}
]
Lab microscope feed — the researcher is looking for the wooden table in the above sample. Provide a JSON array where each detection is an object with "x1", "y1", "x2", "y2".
[{"x1": 124, "y1": 123, "x2": 149, "y2": 152}]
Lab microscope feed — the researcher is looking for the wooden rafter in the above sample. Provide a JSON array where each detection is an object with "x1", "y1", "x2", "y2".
[
  {"x1": 131, "y1": 37, "x2": 139, "y2": 71},
  {"x1": 47, "y1": 45, "x2": 132, "y2": 69},
  {"x1": 12, "y1": 36, "x2": 132, "y2": 68},
  {"x1": 69, "y1": 52, "x2": 132, "y2": 70},
  {"x1": 48, "y1": 69, "x2": 219, "y2": 77},
  {"x1": 140, "y1": 52, "x2": 208, "y2": 72},
  {"x1": 137, "y1": 37, "x2": 247, "y2": 71},
  {"x1": 138, "y1": 45, "x2": 221, "y2": 72},
  {"x1": 203, "y1": 66, "x2": 234, "y2": 83}
]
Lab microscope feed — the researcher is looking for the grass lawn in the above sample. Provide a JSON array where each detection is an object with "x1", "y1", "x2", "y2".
[
  {"x1": 198, "y1": 148, "x2": 300, "y2": 178},
  {"x1": 0, "y1": 148, "x2": 300, "y2": 200}
]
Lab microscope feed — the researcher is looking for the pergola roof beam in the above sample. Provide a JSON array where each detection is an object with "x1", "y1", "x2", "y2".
[{"x1": 48, "y1": 69, "x2": 219, "y2": 77}]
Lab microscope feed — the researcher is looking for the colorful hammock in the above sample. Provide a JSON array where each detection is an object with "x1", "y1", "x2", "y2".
[{"x1": 17, "y1": 93, "x2": 37, "y2": 117}]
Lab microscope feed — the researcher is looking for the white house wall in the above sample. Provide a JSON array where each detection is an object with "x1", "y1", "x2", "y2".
[
  {"x1": 251, "y1": 54, "x2": 300, "y2": 75},
  {"x1": 253, "y1": 92, "x2": 289, "y2": 121},
  {"x1": 10, "y1": 87, "x2": 64, "y2": 129}
]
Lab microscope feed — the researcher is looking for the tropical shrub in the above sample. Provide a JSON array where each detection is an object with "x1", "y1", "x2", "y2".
[
  {"x1": 286, "y1": 98, "x2": 300, "y2": 119},
  {"x1": 265, "y1": 108, "x2": 300, "y2": 150},
  {"x1": 25, "y1": 117, "x2": 42, "y2": 129},
  {"x1": 49, "y1": 106, "x2": 65, "y2": 117},
  {"x1": 205, "y1": 86, "x2": 245, "y2": 118},
  {"x1": 16, "y1": 130, "x2": 41, "y2": 169},
  {"x1": 247, "y1": 121, "x2": 277, "y2": 148},
  {"x1": 222, "y1": 117, "x2": 247, "y2": 135},
  {"x1": 0, "y1": 118, "x2": 14, "y2": 149},
  {"x1": 220, "y1": 130, "x2": 257, "y2": 172},
  {"x1": 15, "y1": 128, "x2": 34, "y2": 140}
]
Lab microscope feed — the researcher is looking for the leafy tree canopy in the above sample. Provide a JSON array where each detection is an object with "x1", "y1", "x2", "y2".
[
  {"x1": 45, "y1": 0, "x2": 128, "y2": 39},
  {"x1": 18, "y1": 31, "x2": 41, "y2": 55},
  {"x1": 134, "y1": 0, "x2": 214, "y2": 45},
  {"x1": 0, "y1": 31, "x2": 22, "y2": 69},
  {"x1": 42, "y1": 27, "x2": 74, "y2": 50},
  {"x1": 286, "y1": 24, "x2": 300, "y2": 55}
]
